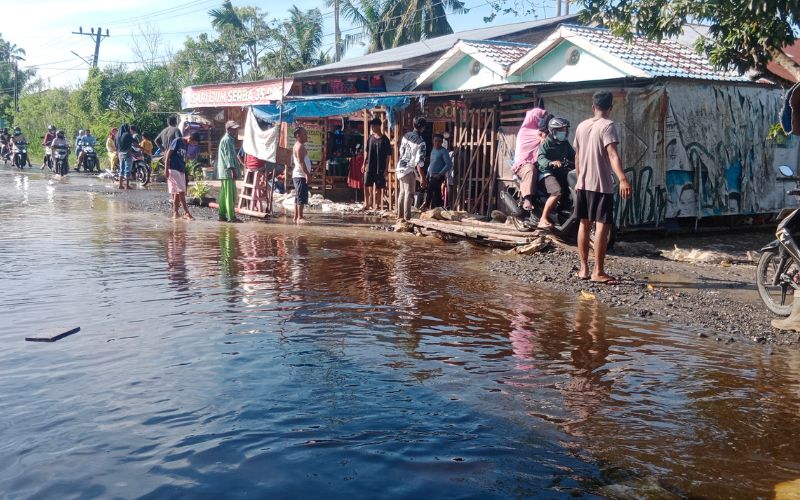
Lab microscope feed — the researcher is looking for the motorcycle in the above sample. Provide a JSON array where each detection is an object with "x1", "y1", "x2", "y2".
[
  {"x1": 12, "y1": 141, "x2": 28, "y2": 169},
  {"x1": 756, "y1": 165, "x2": 800, "y2": 316},
  {"x1": 79, "y1": 145, "x2": 99, "y2": 173},
  {"x1": 499, "y1": 165, "x2": 579, "y2": 238},
  {"x1": 112, "y1": 144, "x2": 151, "y2": 186},
  {"x1": 53, "y1": 145, "x2": 69, "y2": 176}
]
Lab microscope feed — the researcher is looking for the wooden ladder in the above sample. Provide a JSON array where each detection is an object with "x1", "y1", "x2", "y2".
[{"x1": 237, "y1": 168, "x2": 273, "y2": 216}]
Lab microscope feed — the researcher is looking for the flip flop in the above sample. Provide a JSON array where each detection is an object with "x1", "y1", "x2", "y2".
[
  {"x1": 591, "y1": 276, "x2": 622, "y2": 285},
  {"x1": 575, "y1": 273, "x2": 590, "y2": 280}
]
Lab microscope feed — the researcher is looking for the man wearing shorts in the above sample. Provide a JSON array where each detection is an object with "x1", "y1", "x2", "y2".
[
  {"x1": 165, "y1": 131, "x2": 200, "y2": 220},
  {"x1": 573, "y1": 91, "x2": 632, "y2": 284},
  {"x1": 292, "y1": 127, "x2": 312, "y2": 224},
  {"x1": 362, "y1": 117, "x2": 391, "y2": 210}
]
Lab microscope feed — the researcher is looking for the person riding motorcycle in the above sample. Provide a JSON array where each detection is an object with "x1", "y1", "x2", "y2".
[
  {"x1": 75, "y1": 129, "x2": 85, "y2": 160},
  {"x1": 513, "y1": 108, "x2": 551, "y2": 211},
  {"x1": 42, "y1": 124, "x2": 56, "y2": 170},
  {"x1": 50, "y1": 129, "x2": 71, "y2": 175},
  {"x1": 11, "y1": 127, "x2": 32, "y2": 167},
  {"x1": 536, "y1": 117, "x2": 576, "y2": 230},
  {"x1": 0, "y1": 128, "x2": 10, "y2": 161},
  {"x1": 78, "y1": 128, "x2": 97, "y2": 168}
]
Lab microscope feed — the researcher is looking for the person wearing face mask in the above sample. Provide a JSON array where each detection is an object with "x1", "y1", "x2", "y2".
[{"x1": 536, "y1": 117, "x2": 576, "y2": 230}]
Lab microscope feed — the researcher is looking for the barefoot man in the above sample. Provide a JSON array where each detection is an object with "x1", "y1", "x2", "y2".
[
  {"x1": 292, "y1": 127, "x2": 312, "y2": 224},
  {"x1": 573, "y1": 91, "x2": 632, "y2": 284}
]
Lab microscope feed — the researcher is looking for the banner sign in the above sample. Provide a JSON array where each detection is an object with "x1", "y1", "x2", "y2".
[{"x1": 181, "y1": 79, "x2": 293, "y2": 109}]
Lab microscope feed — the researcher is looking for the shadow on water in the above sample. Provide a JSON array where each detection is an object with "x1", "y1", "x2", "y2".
[{"x1": 3, "y1": 170, "x2": 800, "y2": 498}]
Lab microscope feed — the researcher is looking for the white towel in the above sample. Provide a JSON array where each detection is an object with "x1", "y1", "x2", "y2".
[{"x1": 242, "y1": 108, "x2": 279, "y2": 162}]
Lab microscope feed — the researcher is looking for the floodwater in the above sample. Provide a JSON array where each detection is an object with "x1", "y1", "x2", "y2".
[{"x1": 3, "y1": 171, "x2": 800, "y2": 498}]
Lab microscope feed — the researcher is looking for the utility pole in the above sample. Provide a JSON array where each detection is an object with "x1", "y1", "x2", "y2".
[
  {"x1": 72, "y1": 26, "x2": 110, "y2": 68},
  {"x1": 556, "y1": 0, "x2": 562, "y2": 16},
  {"x1": 13, "y1": 61, "x2": 19, "y2": 113}
]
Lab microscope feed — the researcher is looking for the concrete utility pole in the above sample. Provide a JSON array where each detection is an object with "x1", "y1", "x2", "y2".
[
  {"x1": 13, "y1": 61, "x2": 18, "y2": 112},
  {"x1": 72, "y1": 26, "x2": 110, "y2": 68}
]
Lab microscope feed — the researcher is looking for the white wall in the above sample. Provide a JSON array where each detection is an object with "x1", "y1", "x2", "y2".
[
  {"x1": 432, "y1": 56, "x2": 508, "y2": 91},
  {"x1": 520, "y1": 41, "x2": 626, "y2": 82}
]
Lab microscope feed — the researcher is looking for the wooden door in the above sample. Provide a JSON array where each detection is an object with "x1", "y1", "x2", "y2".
[{"x1": 451, "y1": 105, "x2": 498, "y2": 216}]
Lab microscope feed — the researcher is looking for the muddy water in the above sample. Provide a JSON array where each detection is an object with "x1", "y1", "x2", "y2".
[{"x1": 2, "y1": 171, "x2": 800, "y2": 498}]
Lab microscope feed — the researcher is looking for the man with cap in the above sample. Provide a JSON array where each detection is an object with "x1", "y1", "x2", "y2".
[{"x1": 216, "y1": 120, "x2": 241, "y2": 222}]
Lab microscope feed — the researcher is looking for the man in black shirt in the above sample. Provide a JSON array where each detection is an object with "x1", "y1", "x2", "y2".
[
  {"x1": 362, "y1": 117, "x2": 391, "y2": 210},
  {"x1": 155, "y1": 115, "x2": 182, "y2": 155}
]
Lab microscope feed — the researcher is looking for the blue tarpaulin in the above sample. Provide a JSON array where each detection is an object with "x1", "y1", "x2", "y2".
[{"x1": 252, "y1": 95, "x2": 412, "y2": 126}]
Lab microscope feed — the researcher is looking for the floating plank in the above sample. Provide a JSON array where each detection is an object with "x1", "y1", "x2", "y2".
[{"x1": 26, "y1": 327, "x2": 80, "y2": 343}]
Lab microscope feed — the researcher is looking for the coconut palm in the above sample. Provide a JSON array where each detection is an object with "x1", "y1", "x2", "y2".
[
  {"x1": 340, "y1": 0, "x2": 468, "y2": 54},
  {"x1": 263, "y1": 7, "x2": 329, "y2": 76}
]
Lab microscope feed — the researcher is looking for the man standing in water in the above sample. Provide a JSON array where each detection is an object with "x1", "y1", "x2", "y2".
[
  {"x1": 362, "y1": 117, "x2": 391, "y2": 211},
  {"x1": 217, "y1": 120, "x2": 241, "y2": 223},
  {"x1": 292, "y1": 126, "x2": 312, "y2": 225},
  {"x1": 573, "y1": 91, "x2": 632, "y2": 284},
  {"x1": 395, "y1": 116, "x2": 427, "y2": 222}
]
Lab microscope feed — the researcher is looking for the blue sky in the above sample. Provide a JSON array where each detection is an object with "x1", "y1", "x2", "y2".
[{"x1": 4, "y1": 0, "x2": 560, "y2": 87}]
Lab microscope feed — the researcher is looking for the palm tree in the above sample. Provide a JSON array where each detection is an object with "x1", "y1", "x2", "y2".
[
  {"x1": 1, "y1": 39, "x2": 26, "y2": 63},
  {"x1": 340, "y1": 0, "x2": 468, "y2": 54},
  {"x1": 384, "y1": 0, "x2": 468, "y2": 47},
  {"x1": 263, "y1": 7, "x2": 329, "y2": 76},
  {"x1": 324, "y1": 0, "x2": 344, "y2": 62}
]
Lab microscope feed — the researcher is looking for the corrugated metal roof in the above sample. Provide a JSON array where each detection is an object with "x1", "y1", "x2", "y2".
[
  {"x1": 293, "y1": 14, "x2": 578, "y2": 77},
  {"x1": 563, "y1": 25, "x2": 748, "y2": 81},
  {"x1": 460, "y1": 39, "x2": 534, "y2": 70}
]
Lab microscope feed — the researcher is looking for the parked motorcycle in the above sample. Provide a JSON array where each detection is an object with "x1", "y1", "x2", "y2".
[
  {"x1": 499, "y1": 167, "x2": 579, "y2": 238},
  {"x1": 79, "y1": 145, "x2": 99, "y2": 173},
  {"x1": 756, "y1": 165, "x2": 800, "y2": 316},
  {"x1": 12, "y1": 141, "x2": 28, "y2": 169},
  {"x1": 53, "y1": 144, "x2": 69, "y2": 176},
  {"x1": 112, "y1": 145, "x2": 151, "y2": 186}
]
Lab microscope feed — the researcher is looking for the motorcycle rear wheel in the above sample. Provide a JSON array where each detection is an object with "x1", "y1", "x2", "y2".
[
  {"x1": 134, "y1": 162, "x2": 151, "y2": 186},
  {"x1": 757, "y1": 249, "x2": 795, "y2": 316}
]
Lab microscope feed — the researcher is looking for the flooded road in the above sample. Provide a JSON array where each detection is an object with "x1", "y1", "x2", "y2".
[{"x1": 3, "y1": 170, "x2": 800, "y2": 498}]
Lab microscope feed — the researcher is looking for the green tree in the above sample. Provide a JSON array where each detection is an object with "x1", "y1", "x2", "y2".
[
  {"x1": 0, "y1": 34, "x2": 33, "y2": 127},
  {"x1": 579, "y1": 0, "x2": 800, "y2": 83},
  {"x1": 340, "y1": 0, "x2": 468, "y2": 54},
  {"x1": 171, "y1": 33, "x2": 234, "y2": 87},
  {"x1": 263, "y1": 6, "x2": 330, "y2": 76},
  {"x1": 208, "y1": 0, "x2": 275, "y2": 80}
]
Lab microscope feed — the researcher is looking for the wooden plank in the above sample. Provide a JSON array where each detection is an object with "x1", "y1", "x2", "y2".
[
  {"x1": 412, "y1": 219, "x2": 535, "y2": 245},
  {"x1": 26, "y1": 327, "x2": 80, "y2": 343}
]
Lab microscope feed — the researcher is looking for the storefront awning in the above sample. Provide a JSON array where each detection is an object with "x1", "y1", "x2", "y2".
[{"x1": 251, "y1": 94, "x2": 412, "y2": 124}]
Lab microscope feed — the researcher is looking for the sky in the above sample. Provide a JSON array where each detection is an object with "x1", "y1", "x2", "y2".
[{"x1": 3, "y1": 0, "x2": 561, "y2": 88}]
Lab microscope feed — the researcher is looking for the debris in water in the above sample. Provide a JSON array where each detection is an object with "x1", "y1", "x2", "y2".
[
  {"x1": 579, "y1": 290, "x2": 596, "y2": 301},
  {"x1": 26, "y1": 327, "x2": 80, "y2": 343},
  {"x1": 775, "y1": 478, "x2": 800, "y2": 499}
]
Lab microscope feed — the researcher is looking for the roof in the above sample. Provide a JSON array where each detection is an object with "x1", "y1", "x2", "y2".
[
  {"x1": 460, "y1": 39, "x2": 534, "y2": 69},
  {"x1": 509, "y1": 24, "x2": 749, "y2": 82},
  {"x1": 415, "y1": 39, "x2": 534, "y2": 88},
  {"x1": 292, "y1": 14, "x2": 579, "y2": 78},
  {"x1": 767, "y1": 42, "x2": 800, "y2": 83}
]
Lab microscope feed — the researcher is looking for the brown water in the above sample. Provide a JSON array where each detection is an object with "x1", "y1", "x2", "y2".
[{"x1": 2, "y1": 170, "x2": 800, "y2": 498}]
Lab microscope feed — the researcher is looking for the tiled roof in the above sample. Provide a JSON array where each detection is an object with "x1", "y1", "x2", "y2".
[
  {"x1": 563, "y1": 25, "x2": 747, "y2": 81},
  {"x1": 293, "y1": 14, "x2": 578, "y2": 77},
  {"x1": 460, "y1": 39, "x2": 534, "y2": 70}
]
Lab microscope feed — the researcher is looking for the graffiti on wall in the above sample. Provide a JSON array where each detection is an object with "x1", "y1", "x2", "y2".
[{"x1": 665, "y1": 83, "x2": 794, "y2": 219}]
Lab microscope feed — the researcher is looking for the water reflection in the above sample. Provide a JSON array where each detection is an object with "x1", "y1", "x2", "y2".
[{"x1": 4, "y1": 170, "x2": 800, "y2": 498}]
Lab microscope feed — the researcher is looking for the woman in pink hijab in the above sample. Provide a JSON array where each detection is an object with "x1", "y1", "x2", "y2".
[{"x1": 513, "y1": 108, "x2": 549, "y2": 210}]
